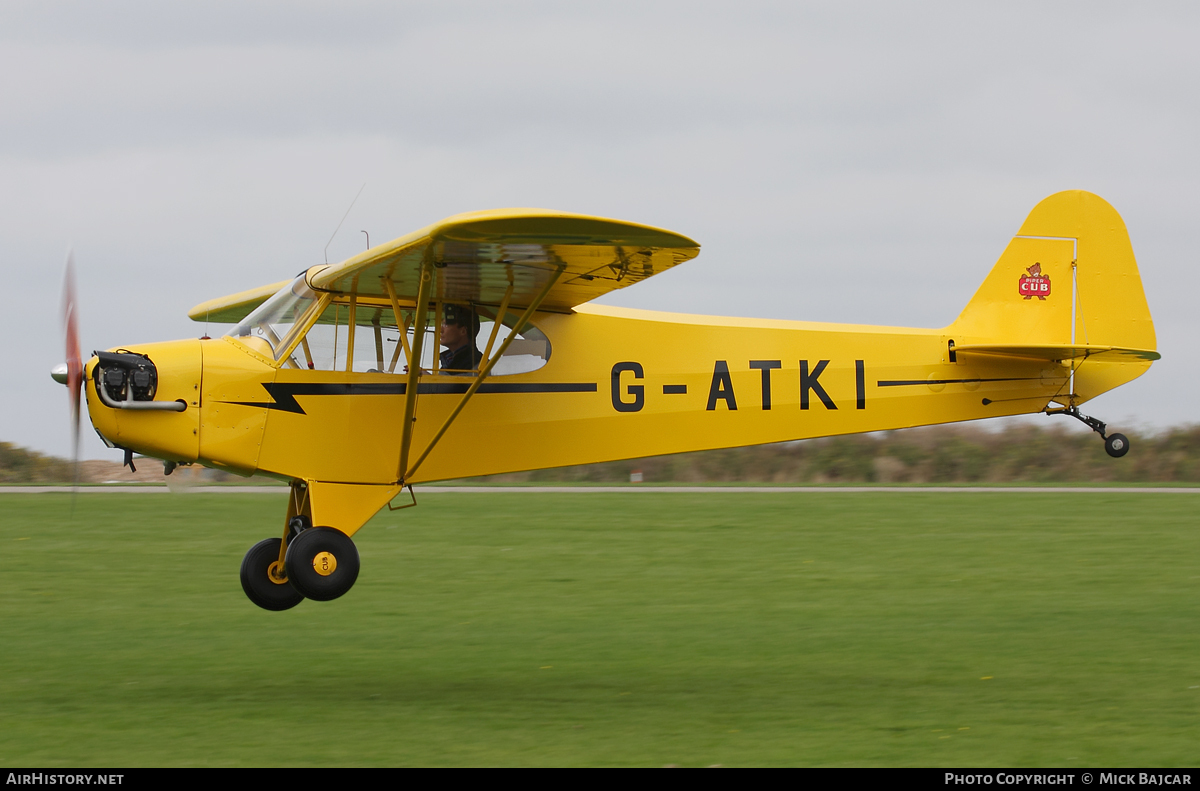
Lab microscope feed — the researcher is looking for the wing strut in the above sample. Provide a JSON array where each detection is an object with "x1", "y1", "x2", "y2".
[
  {"x1": 397, "y1": 260, "x2": 435, "y2": 480},
  {"x1": 382, "y1": 278, "x2": 413, "y2": 374},
  {"x1": 398, "y1": 264, "x2": 565, "y2": 484}
]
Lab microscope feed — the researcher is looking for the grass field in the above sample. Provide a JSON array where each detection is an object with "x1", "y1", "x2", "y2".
[{"x1": 1, "y1": 491, "x2": 1197, "y2": 767}]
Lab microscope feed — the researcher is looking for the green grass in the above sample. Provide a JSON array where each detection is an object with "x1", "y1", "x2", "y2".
[
  {"x1": 433, "y1": 480, "x2": 1200, "y2": 488},
  {"x1": 1, "y1": 492, "x2": 1198, "y2": 766}
]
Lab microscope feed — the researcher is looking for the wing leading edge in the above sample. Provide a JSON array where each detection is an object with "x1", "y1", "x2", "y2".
[{"x1": 188, "y1": 279, "x2": 291, "y2": 324}]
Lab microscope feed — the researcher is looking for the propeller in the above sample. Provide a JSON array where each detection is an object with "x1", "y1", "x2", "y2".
[{"x1": 52, "y1": 252, "x2": 83, "y2": 488}]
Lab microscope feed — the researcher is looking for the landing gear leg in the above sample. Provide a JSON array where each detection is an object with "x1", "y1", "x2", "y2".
[
  {"x1": 1047, "y1": 406, "x2": 1130, "y2": 458},
  {"x1": 239, "y1": 480, "x2": 316, "y2": 611}
]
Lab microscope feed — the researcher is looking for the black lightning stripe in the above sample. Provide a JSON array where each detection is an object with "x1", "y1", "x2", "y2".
[
  {"x1": 221, "y1": 380, "x2": 597, "y2": 415},
  {"x1": 876, "y1": 377, "x2": 1041, "y2": 387}
]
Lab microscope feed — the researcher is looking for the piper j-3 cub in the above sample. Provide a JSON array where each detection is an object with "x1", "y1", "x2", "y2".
[{"x1": 53, "y1": 190, "x2": 1159, "y2": 611}]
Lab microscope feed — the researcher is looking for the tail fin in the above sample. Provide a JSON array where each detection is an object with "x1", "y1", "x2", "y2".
[{"x1": 949, "y1": 191, "x2": 1157, "y2": 403}]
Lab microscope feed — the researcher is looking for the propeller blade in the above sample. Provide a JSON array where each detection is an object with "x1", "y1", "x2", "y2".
[{"x1": 62, "y1": 251, "x2": 82, "y2": 487}]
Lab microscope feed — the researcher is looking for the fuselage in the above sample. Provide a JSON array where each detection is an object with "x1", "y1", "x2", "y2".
[{"x1": 85, "y1": 302, "x2": 1069, "y2": 485}]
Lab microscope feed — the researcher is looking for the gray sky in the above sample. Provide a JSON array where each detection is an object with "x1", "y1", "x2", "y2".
[{"x1": 4, "y1": 1, "x2": 1197, "y2": 460}]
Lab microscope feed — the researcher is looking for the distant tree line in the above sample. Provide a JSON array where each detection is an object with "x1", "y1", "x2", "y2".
[
  {"x1": 0, "y1": 442, "x2": 74, "y2": 483},
  {"x1": 6, "y1": 423, "x2": 1200, "y2": 484},
  {"x1": 475, "y1": 423, "x2": 1200, "y2": 484}
]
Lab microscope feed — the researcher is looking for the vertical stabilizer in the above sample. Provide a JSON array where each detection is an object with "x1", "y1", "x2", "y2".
[{"x1": 950, "y1": 191, "x2": 1156, "y2": 403}]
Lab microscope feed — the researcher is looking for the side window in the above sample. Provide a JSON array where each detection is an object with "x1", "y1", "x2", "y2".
[
  {"x1": 300, "y1": 303, "x2": 408, "y2": 373},
  {"x1": 477, "y1": 312, "x2": 550, "y2": 375},
  {"x1": 291, "y1": 301, "x2": 551, "y2": 376}
]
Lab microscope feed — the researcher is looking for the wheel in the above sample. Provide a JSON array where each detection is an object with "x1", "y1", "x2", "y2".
[
  {"x1": 284, "y1": 527, "x2": 361, "y2": 601},
  {"x1": 1105, "y1": 432, "x2": 1130, "y2": 458},
  {"x1": 240, "y1": 538, "x2": 305, "y2": 611}
]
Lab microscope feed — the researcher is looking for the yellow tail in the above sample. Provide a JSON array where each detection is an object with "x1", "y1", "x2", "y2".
[{"x1": 949, "y1": 190, "x2": 1157, "y2": 404}]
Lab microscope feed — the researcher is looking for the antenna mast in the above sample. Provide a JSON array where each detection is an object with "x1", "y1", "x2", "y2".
[{"x1": 324, "y1": 183, "x2": 367, "y2": 264}]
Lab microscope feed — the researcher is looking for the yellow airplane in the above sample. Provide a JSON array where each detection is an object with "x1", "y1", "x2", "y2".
[{"x1": 52, "y1": 190, "x2": 1159, "y2": 610}]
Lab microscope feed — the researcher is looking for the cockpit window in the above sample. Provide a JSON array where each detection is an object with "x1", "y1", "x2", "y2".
[
  {"x1": 285, "y1": 300, "x2": 551, "y2": 375},
  {"x1": 300, "y1": 302, "x2": 401, "y2": 373},
  {"x1": 229, "y1": 283, "x2": 551, "y2": 375}
]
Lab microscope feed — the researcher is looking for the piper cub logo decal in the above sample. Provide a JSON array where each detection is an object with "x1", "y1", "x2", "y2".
[{"x1": 1019, "y1": 262, "x2": 1051, "y2": 300}]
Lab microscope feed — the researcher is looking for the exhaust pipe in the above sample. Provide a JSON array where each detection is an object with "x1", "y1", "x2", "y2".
[{"x1": 92, "y1": 351, "x2": 187, "y2": 412}]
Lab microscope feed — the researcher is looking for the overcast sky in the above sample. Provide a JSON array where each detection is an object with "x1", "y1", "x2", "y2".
[{"x1": 4, "y1": 1, "x2": 1197, "y2": 461}]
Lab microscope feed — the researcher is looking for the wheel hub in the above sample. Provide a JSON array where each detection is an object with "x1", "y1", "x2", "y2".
[
  {"x1": 312, "y1": 551, "x2": 337, "y2": 576},
  {"x1": 267, "y1": 560, "x2": 289, "y2": 584}
]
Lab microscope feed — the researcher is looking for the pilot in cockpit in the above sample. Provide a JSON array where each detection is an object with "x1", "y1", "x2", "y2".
[{"x1": 439, "y1": 304, "x2": 483, "y2": 375}]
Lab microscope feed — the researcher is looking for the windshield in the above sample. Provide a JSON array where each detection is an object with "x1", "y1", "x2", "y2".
[{"x1": 229, "y1": 275, "x2": 323, "y2": 363}]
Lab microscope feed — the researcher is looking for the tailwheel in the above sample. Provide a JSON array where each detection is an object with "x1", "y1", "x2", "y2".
[
  {"x1": 1105, "y1": 432, "x2": 1130, "y2": 458},
  {"x1": 240, "y1": 538, "x2": 305, "y2": 611},
  {"x1": 1048, "y1": 406, "x2": 1131, "y2": 459},
  {"x1": 284, "y1": 527, "x2": 361, "y2": 601}
]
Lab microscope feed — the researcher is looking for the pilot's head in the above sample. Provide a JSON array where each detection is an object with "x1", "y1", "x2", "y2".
[{"x1": 441, "y1": 304, "x2": 480, "y2": 349}]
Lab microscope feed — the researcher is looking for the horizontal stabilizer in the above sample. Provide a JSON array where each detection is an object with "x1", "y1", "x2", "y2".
[{"x1": 954, "y1": 344, "x2": 1161, "y2": 362}]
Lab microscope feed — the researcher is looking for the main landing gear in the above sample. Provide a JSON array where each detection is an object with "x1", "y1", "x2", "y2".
[
  {"x1": 1047, "y1": 405, "x2": 1130, "y2": 459},
  {"x1": 239, "y1": 514, "x2": 361, "y2": 611}
]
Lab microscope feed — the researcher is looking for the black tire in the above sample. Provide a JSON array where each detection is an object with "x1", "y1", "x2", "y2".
[
  {"x1": 240, "y1": 538, "x2": 305, "y2": 611},
  {"x1": 284, "y1": 527, "x2": 360, "y2": 601},
  {"x1": 1105, "y1": 432, "x2": 1130, "y2": 458}
]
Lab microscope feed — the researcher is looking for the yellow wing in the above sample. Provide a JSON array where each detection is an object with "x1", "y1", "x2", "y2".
[
  {"x1": 188, "y1": 279, "x2": 291, "y2": 323},
  {"x1": 188, "y1": 208, "x2": 700, "y2": 322}
]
